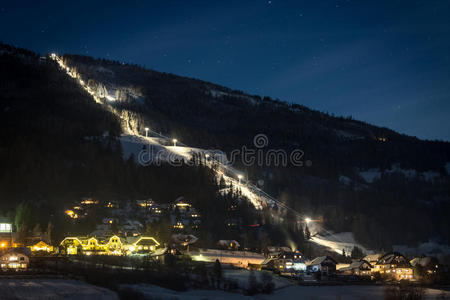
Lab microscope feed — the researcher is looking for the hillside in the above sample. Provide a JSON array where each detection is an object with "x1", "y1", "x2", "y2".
[
  {"x1": 60, "y1": 53, "x2": 450, "y2": 250},
  {"x1": 1, "y1": 42, "x2": 450, "y2": 253}
]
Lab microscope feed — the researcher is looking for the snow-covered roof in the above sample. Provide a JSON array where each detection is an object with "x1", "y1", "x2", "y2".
[
  {"x1": 307, "y1": 256, "x2": 337, "y2": 266},
  {"x1": 339, "y1": 260, "x2": 372, "y2": 271},
  {"x1": 376, "y1": 252, "x2": 410, "y2": 266},
  {"x1": 363, "y1": 253, "x2": 382, "y2": 263}
]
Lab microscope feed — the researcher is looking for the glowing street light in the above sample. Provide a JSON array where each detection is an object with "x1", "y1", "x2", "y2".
[
  {"x1": 145, "y1": 127, "x2": 149, "y2": 138},
  {"x1": 305, "y1": 217, "x2": 312, "y2": 224},
  {"x1": 238, "y1": 174, "x2": 243, "y2": 185},
  {"x1": 172, "y1": 139, "x2": 178, "y2": 147}
]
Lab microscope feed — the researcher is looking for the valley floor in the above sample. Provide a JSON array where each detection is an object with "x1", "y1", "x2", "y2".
[
  {"x1": 0, "y1": 273, "x2": 449, "y2": 300},
  {"x1": 122, "y1": 283, "x2": 450, "y2": 300}
]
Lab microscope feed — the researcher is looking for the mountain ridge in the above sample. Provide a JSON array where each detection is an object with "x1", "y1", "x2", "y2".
[{"x1": 1, "y1": 42, "x2": 450, "y2": 252}]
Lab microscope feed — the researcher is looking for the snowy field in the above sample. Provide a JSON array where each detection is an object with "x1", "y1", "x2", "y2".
[
  {"x1": 0, "y1": 279, "x2": 118, "y2": 300},
  {"x1": 223, "y1": 269, "x2": 291, "y2": 289},
  {"x1": 123, "y1": 283, "x2": 450, "y2": 300},
  {"x1": 310, "y1": 232, "x2": 373, "y2": 256}
]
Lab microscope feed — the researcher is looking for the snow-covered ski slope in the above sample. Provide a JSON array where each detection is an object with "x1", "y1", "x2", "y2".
[
  {"x1": 311, "y1": 232, "x2": 373, "y2": 256},
  {"x1": 51, "y1": 54, "x2": 372, "y2": 255}
]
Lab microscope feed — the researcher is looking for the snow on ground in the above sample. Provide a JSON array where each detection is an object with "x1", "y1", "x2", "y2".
[
  {"x1": 54, "y1": 53, "x2": 373, "y2": 260},
  {"x1": 338, "y1": 175, "x2": 368, "y2": 190},
  {"x1": 334, "y1": 129, "x2": 365, "y2": 140},
  {"x1": 190, "y1": 250, "x2": 265, "y2": 268},
  {"x1": 339, "y1": 175, "x2": 352, "y2": 185},
  {"x1": 223, "y1": 269, "x2": 291, "y2": 289},
  {"x1": 207, "y1": 89, "x2": 258, "y2": 105},
  {"x1": 310, "y1": 232, "x2": 373, "y2": 256},
  {"x1": 123, "y1": 283, "x2": 450, "y2": 300},
  {"x1": 422, "y1": 171, "x2": 440, "y2": 181},
  {"x1": 120, "y1": 134, "x2": 170, "y2": 161},
  {"x1": 122, "y1": 283, "x2": 252, "y2": 300},
  {"x1": 123, "y1": 133, "x2": 372, "y2": 254},
  {"x1": 359, "y1": 169, "x2": 381, "y2": 183},
  {"x1": 359, "y1": 164, "x2": 441, "y2": 183},
  {"x1": 0, "y1": 279, "x2": 118, "y2": 300}
]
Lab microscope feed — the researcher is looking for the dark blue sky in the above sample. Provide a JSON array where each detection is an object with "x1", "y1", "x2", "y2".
[{"x1": 1, "y1": 1, "x2": 449, "y2": 140}]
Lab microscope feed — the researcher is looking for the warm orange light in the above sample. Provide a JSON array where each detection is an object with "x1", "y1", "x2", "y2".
[{"x1": 65, "y1": 210, "x2": 78, "y2": 219}]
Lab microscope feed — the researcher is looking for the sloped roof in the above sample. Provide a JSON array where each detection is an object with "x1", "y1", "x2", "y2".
[
  {"x1": 127, "y1": 236, "x2": 160, "y2": 246},
  {"x1": 260, "y1": 257, "x2": 274, "y2": 266},
  {"x1": 363, "y1": 253, "x2": 382, "y2": 262},
  {"x1": 376, "y1": 252, "x2": 410, "y2": 267},
  {"x1": 308, "y1": 256, "x2": 337, "y2": 266},
  {"x1": 217, "y1": 240, "x2": 240, "y2": 247},
  {"x1": 340, "y1": 260, "x2": 372, "y2": 271}
]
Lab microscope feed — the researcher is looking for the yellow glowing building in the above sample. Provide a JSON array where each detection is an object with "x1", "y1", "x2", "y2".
[
  {"x1": 1, "y1": 251, "x2": 29, "y2": 270},
  {"x1": 372, "y1": 252, "x2": 414, "y2": 281},
  {"x1": 60, "y1": 235, "x2": 160, "y2": 255},
  {"x1": 30, "y1": 241, "x2": 54, "y2": 253}
]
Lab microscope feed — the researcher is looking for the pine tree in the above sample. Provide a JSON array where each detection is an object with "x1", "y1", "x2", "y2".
[
  {"x1": 351, "y1": 246, "x2": 364, "y2": 259},
  {"x1": 304, "y1": 224, "x2": 311, "y2": 240},
  {"x1": 214, "y1": 259, "x2": 222, "y2": 288}
]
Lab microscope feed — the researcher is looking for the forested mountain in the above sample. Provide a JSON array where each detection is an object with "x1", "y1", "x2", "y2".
[
  {"x1": 1, "y1": 42, "x2": 449, "y2": 251},
  {"x1": 0, "y1": 43, "x2": 299, "y2": 248}
]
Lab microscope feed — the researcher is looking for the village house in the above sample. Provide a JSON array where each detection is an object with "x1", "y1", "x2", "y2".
[
  {"x1": 262, "y1": 249, "x2": 306, "y2": 274},
  {"x1": 136, "y1": 199, "x2": 153, "y2": 208},
  {"x1": 373, "y1": 252, "x2": 414, "y2": 281},
  {"x1": 410, "y1": 256, "x2": 439, "y2": 275},
  {"x1": 29, "y1": 240, "x2": 53, "y2": 254},
  {"x1": 363, "y1": 253, "x2": 383, "y2": 266},
  {"x1": 339, "y1": 260, "x2": 372, "y2": 278},
  {"x1": 59, "y1": 235, "x2": 160, "y2": 255},
  {"x1": 1, "y1": 249, "x2": 29, "y2": 270},
  {"x1": 217, "y1": 240, "x2": 240, "y2": 250},
  {"x1": 172, "y1": 197, "x2": 192, "y2": 214},
  {"x1": 80, "y1": 197, "x2": 98, "y2": 205},
  {"x1": 306, "y1": 256, "x2": 338, "y2": 277},
  {"x1": 151, "y1": 247, "x2": 183, "y2": 264}
]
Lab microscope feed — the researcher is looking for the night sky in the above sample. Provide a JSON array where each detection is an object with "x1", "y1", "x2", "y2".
[{"x1": 1, "y1": 1, "x2": 449, "y2": 141}]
